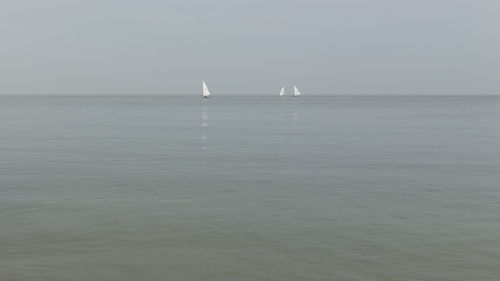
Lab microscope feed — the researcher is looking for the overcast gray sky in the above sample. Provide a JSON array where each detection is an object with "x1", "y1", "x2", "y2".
[{"x1": 1, "y1": 0, "x2": 499, "y2": 95}]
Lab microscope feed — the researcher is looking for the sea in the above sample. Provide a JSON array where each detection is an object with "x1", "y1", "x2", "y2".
[{"x1": 1, "y1": 95, "x2": 499, "y2": 281}]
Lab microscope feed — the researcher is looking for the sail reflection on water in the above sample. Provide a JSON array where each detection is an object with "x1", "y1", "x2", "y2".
[{"x1": 201, "y1": 105, "x2": 209, "y2": 151}]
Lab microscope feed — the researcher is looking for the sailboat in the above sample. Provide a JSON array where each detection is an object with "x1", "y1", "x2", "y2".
[
  {"x1": 293, "y1": 85, "x2": 301, "y2": 97},
  {"x1": 202, "y1": 81, "x2": 211, "y2": 99},
  {"x1": 279, "y1": 86, "x2": 285, "y2": 97}
]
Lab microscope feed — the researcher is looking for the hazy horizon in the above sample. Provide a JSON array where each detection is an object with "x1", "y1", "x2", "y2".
[{"x1": 1, "y1": 0, "x2": 499, "y2": 95}]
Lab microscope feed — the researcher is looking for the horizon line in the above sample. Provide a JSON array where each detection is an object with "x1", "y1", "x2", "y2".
[{"x1": 1, "y1": 93, "x2": 499, "y2": 97}]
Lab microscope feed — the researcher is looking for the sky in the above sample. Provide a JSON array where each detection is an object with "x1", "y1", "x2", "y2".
[{"x1": 1, "y1": 0, "x2": 499, "y2": 95}]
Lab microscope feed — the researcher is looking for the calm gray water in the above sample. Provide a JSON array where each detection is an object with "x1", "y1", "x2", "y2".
[{"x1": 1, "y1": 95, "x2": 499, "y2": 281}]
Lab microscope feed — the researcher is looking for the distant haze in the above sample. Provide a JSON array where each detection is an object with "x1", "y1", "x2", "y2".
[{"x1": 1, "y1": 0, "x2": 499, "y2": 95}]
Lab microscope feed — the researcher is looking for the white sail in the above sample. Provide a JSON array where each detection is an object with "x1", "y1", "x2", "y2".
[
  {"x1": 294, "y1": 85, "x2": 301, "y2": 97},
  {"x1": 279, "y1": 86, "x2": 285, "y2": 97},
  {"x1": 202, "y1": 81, "x2": 211, "y2": 99}
]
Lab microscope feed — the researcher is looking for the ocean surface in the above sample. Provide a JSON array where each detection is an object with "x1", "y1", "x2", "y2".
[{"x1": 1, "y1": 95, "x2": 499, "y2": 281}]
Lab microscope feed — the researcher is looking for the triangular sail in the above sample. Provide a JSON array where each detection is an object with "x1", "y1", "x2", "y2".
[
  {"x1": 279, "y1": 86, "x2": 285, "y2": 97},
  {"x1": 202, "y1": 81, "x2": 211, "y2": 99},
  {"x1": 294, "y1": 85, "x2": 301, "y2": 97}
]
